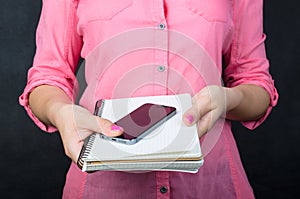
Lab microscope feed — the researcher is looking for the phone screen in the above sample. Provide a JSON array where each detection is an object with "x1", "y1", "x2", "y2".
[{"x1": 114, "y1": 103, "x2": 176, "y2": 140}]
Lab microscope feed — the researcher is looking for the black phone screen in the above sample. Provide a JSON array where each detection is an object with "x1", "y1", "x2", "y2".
[{"x1": 114, "y1": 103, "x2": 176, "y2": 140}]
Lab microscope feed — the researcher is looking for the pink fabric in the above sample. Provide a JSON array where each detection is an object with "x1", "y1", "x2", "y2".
[{"x1": 19, "y1": 0, "x2": 278, "y2": 198}]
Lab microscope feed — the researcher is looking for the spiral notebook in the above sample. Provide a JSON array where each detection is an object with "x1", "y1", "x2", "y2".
[{"x1": 77, "y1": 94, "x2": 203, "y2": 173}]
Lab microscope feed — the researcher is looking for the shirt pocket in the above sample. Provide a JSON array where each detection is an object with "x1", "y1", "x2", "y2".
[
  {"x1": 79, "y1": 0, "x2": 133, "y2": 22},
  {"x1": 185, "y1": 0, "x2": 229, "y2": 23}
]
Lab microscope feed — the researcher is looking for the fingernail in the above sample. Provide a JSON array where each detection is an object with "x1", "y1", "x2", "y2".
[
  {"x1": 186, "y1": 115, "x2": 194, "y2": 124},
  {"x1": 111, "y1": 125, "x2": 123, "y2": 132}
]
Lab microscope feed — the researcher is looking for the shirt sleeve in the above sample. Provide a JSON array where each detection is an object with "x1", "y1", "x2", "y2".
[
  {"x1": 223, "y1": 0, "x2": 279, "y2": 130},
  {"x1": 19, "y1": 0, "x2": 83, "y2": 132}
]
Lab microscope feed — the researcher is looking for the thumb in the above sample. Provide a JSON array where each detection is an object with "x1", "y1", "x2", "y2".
[
  {"x1": 182, "y1": 106, "x2": 200, "y2": 126},
  {"x1": 182, "y1": 93, "x2": 211, "y2": 126},
  {"x1": 93, "y1": 117, "x2": 124, "y2": 137}
]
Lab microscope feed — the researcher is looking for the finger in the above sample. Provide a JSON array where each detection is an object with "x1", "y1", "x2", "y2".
[
  {"x1": 183, "y1": 93, "x2": 212, "y2": 126},
  {"x1": 76, "y1": 129, "x2": 94, "y2": 141},
  {"x1": 60, "y1": 129, "x2": 85, "y2": 163},
  {"x1": 70, "y1": 140, "x2": 84, "y2": 163},
  {"x1": 93, "y1": 117, "x2": 124, "y2": 137},
  {"x1": 71, "y1": 106, "x2": 123, "y2": 138},
  {"x1": 196, "y1": 109, "x2": 220, "y2": 137},
  {"x1": 182, "y1": 107, "x2": 200, "y2": 126},
  {"x1": 197, "y1": 113, "x2": 211, "y2": 137}
]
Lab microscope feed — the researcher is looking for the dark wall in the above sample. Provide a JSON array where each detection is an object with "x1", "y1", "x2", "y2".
[
  {"x1": 233, "y1": 1, "x2": 300, "y2": 198},
  {"x1": 0, "y1": 1, "x2": 70, "y2": 198},
  {"x1": 0, "y1": 1, "x2": 299, "y2": 198}
]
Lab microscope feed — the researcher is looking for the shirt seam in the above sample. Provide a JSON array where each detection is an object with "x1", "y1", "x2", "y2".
[
  {"x1": 230, "y1": 0, "x2": 239, "y2": 65},
  {"x1": 63, "y1": 1, "x2": 77, "y2": 65}
]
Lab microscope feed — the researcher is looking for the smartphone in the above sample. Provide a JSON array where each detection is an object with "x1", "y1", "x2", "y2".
[{"x1": 99, "y1": 103, "x2": 176, "y2": 145}]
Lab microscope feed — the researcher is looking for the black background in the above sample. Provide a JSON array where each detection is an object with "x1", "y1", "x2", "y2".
[{"x1": 0, "y1": 0, "x2": 299, "y2": 198}]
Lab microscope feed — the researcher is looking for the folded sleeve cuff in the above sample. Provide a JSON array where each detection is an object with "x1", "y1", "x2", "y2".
[
  {"x1": 19, "y1": 78, "x2": 76, "y2": 133},
  {"x1": 229, "y1": 79, "x2": 279, "y2": 130}
]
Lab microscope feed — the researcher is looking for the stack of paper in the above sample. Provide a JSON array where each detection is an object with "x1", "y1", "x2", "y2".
[{"x1": 77, "y1": 94, "x2": 203, "y2": 173}]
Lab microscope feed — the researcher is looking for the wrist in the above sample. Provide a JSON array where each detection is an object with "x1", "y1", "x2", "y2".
[
  {"x1": 225, "y1": 86, "x2": 243, "y2": 113},
  {"x1": 47, "y1": 101, "x2": 72, "y2": 129}
]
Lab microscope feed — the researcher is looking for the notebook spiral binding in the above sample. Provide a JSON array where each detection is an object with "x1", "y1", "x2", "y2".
[
  {"x1": 77, "y1": 99, "x2": 105, "y2": 169},
  {"x1": 77, "y1": 133, "x2": 97, "y2": 169}
]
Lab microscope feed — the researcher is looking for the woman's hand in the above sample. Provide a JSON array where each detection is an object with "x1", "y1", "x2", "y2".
[
  {"x1": 183, "y1": 85, "x2": 229, "y2": 137},
  {"x1": 29, "y1": 85, "x2": 123, "y2": 163},
  {"x1": 54, "y1": 104, "x2": 123, "y2": 163},
  {"x1": 183, "y1": 84, "x2": 270, "y2": 137}
]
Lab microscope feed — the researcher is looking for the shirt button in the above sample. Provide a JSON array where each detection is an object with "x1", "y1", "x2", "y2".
[
  {"x1": 157, "y1": 65, "x2": 165, "y2": 72},
  {"x1": 158, "y1": 23, "x2": 165, "y2": 30},
  {"x1": 160, "y1": 186, "x2": 168, "y2": 194}
]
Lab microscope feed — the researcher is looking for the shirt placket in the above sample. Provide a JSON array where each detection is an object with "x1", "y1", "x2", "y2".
[
  {"x1": 152, "y1": 1, "x2": 171, "y2": 199},
  {"x1": 156, "y1": 171, "x2": 170, "y2": 199},
  {"x1": 152, "y1": 0, "x2": 169, "y2": 96}
]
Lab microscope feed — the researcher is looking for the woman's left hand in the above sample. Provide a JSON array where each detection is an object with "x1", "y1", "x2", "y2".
[
  {"x1": 183, "y1": 85, "x2": 231, "y2": 137},
  {"x1": 183, "y1": 84, "x2": 271, "y2": 137}
]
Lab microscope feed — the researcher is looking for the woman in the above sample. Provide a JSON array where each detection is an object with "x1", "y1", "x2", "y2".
[{"x1": 20, "y1": 0, "x2": 278, "y2": 198}]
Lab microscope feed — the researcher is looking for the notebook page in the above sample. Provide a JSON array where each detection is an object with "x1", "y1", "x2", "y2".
[{"x1": 90, "y1": 94, "x2": 201, "y2": 161}]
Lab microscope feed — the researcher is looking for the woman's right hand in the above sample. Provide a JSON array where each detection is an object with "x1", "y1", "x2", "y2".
[
  {"x1": 29, "y1": 85, "x2": 123, "y2": 163},
  {"x1": 54, "y1": 104, "x2": 124, "y2": 162}
]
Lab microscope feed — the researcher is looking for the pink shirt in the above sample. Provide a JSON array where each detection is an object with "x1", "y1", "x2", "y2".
[{"x1": 19, "y1": 0, "x2": 278, "y2": 198}]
